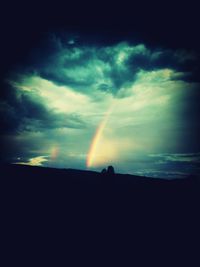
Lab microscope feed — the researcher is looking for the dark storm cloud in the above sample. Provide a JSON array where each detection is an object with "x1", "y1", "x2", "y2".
[
  {"x1": 19, "y1": 36, "x2": 199, "y2": 99},
  {"x1": 0, "y1": 84, "x2": 85, "y2": 135}
]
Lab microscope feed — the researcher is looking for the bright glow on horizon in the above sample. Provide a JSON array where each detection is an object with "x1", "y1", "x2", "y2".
[{"x1": 15, "y1": 156, "x2": 48, "y2": 166}]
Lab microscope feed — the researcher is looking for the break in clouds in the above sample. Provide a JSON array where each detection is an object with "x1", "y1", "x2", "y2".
[{"x1": 1, "y1": 34, "x2": 200, "y2": 178}]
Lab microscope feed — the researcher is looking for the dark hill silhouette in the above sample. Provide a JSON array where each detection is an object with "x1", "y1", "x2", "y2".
[{"x1": 1, "y1": 163, "x2": 200, "y2": 266}]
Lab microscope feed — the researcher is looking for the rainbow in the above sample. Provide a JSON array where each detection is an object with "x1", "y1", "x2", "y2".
[
  {"x1": 51, "y1": 146, "x2": 59, "y2": 160},
  {"x1": 86, "y1": 104, "x2": 114, "y2": 168}
]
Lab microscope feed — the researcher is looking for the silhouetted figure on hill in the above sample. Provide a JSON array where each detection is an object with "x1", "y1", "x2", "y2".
[
  {"x1": 101, "y1": 168, "x2": 107, "y2": 174},
  {"x1": 101, "y1": 166, "x2": 115, "y2": 176},
  {"x1": 107, "y1": 165, "x2": 115, "y2": 175}
]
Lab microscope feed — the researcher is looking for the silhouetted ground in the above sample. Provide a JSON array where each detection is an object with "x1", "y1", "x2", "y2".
[{"x1": 1, "y1": 164, "x2": 200, "y2": 266}]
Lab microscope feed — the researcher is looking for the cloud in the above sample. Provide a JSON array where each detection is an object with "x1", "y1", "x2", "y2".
[
  {"x1": 149, "y1": 153, "x2": 200, "y2": 163},
  {"x1": 29, "y1": 40, "x2": 197, "y2": 96},
  {"x1": 2, "y1": 77, "x2": 88, "y2": 133}
]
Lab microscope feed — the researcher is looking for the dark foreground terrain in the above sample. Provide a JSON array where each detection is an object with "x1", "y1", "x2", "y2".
[{"x1": 1, "y1": 164, "x2": 200, "y2": 266}]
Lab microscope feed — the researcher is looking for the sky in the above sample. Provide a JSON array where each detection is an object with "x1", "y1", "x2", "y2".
[{"x1": 0, "y1": 1, "x2": 200, "y2": 178}]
